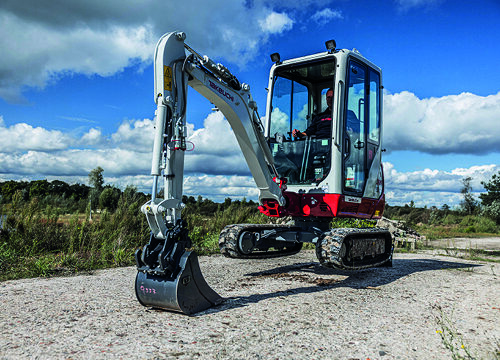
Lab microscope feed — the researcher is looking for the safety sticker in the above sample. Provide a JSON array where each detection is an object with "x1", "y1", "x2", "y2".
[{"x1": 164, "y1": 66, "x2": 172, "y2": 91}]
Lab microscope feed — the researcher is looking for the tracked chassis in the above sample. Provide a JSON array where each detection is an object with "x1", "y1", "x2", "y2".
[
  {"x1": 316, "y1": 227, "x2": 393, "y2": 269},
  {"x1": 220, "y1": 223, "x2": 393, "y2": 270},
  {"x1": 219, "y1": 224, "x2": 304, "y2": 259}
]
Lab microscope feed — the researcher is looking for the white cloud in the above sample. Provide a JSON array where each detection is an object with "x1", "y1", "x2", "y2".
[
  {"x1": 450, "y1": 165, "x2": 499, "y2": 180},
  {"x1": 0, "y1": 116, "x2": 154, "y2": 152},
  {"x1": 384, "y1": 91, "x2": 500, "y2": 154},
  {"x1": 1, "y1": 93, "x2": 499, "y2": 207},
  {"x1": 0, "y1": 115, "x2": 155, "y2": 178},
  {"x1": 269, "y1": 107, "x2": 290, "y2": 135},
  {"x1": 81, "y1": 128, "x2": 104, "y2": 146},
  {"x1": 110, "y1": 119, "x2": 155, "y2": 152},
  {"x1": 185, "y1": 111, "x2": 249, "y2": 175},
  {"x1": 0, "y1": 10, "x2": 154, "y2": 103},
  {"x1": 0, "y1": 110, "x2": 249, "y2": 184},
  {"x1": 385, "y1": 190, "x2": 462, "y2": 209},
  {"x1": 0, "y1": 121, "x2": 72, "y2": 152},
  {"x1": 186, "y1": 153, "x2": 249, "y2": 176},
  {"x1": 0, "y1": 0, "x2": 297, "y2": 102},
  {"x1": 311, "y1": 8, "x2": 343, "y2": 25},
  {"x1": 183, "y1": 175, "x2": 258, "y2": 201},
  {"x1": 0, "y1": 149, "x2": 150, "y2": 177},
  {"x1": 258, "y1": 11, "x2": 294, "y2": 34},
  {"x1": 395, "y1": 0, "x2": 441, "y2": 11},
  {"x1": 384, "y1": 162, "x2": 498, "y2": 191},
  {"x1": 187, "y1": 112, "x2": 240, "y2": 155},
  {"x1": 383, "y1": 162, "x2": 499, "y2": 206},
  {"x1": 58, "y1": 116, "x2": 98, "y2": 125}
]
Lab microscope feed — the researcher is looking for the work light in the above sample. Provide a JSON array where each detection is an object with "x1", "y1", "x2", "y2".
[
  {"x1": 325, "y1": 39, "x2": 336, "y2": 53},
  {"x1": 270, "y1": 52, "x2": 281, "y2": 64}
]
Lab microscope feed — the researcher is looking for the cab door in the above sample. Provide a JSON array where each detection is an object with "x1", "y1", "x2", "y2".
[
  {"x1": 343, "y1": 59, "x2": 381, "y2": 197},
  {"x1": 344, "y1": 60, "x2": 366, "y2": 195}
]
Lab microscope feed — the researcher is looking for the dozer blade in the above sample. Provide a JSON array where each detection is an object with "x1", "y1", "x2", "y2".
[{"x1": 135, "y1": 250, "x2": 222, "y2": 315}]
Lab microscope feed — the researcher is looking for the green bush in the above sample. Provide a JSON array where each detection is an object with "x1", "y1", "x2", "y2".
[
  {"x1": 460, "y1": 215, "x2": 477, "y2": 227},
  {"x1": 0, "y1": 191, "x2": 149, "y2": 280},
  {"x1": 475, "y1": 217, "x2": 498, "y2": 233},
  {"x1": 442, "y1": 214, "x2": 461, "y2": 225},
  {"x1": 0, "y1": 241, "x2": 17, "y2": 276},
  {"x1": 331, "y1": 218, "x2": 376, "y2": 228},
  {"x1": 464, "y1": 226, "x2": 476, "y2": 233},
  {"x1": 4, "y1": 188, "x2": 499, "y2": 282},
  {"x1": 192, "y1": 232, "x2": 220, "y2": 255},
  {"x1": 482, "y1": 200, "x2": 500, "y2": 224}
]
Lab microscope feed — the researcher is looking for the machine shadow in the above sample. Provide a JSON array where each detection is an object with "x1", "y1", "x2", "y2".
[{"x1": 200, "y1": 257, "x2": 481, "y2": 315}]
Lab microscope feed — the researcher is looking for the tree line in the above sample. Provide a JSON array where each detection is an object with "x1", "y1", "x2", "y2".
[
  {"x1": 384, "y1": 172, "x2": 500, "y2": 235},
  {"x1": 0, "y1": 167, "x2": 147, "y2": 214},
  {"x1": 1, "y1": 169, "x2": 499, "y2": 224},
  {"x1": 0, "y1": 167, "x2": 261, "y2": 217}
]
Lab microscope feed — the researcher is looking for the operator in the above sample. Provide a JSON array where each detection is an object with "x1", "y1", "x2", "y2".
[{"x1": 292, "y1": 88, "x2": 333, "y2": 139}]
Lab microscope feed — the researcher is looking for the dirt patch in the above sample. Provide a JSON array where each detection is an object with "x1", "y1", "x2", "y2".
[
  {"x1": 250, "y1": 272, "x2": 341, "y2": 287},
  {"x1": 1, "y1": 251, "x2": 499, "y2": 359}
]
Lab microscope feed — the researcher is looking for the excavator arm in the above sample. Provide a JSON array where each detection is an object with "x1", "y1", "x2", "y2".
[
  {"x1": 143, "y1": 31, "x2": 285, "y2": 241},
  {"x1": 135, "y1": 31, "x2": 286, "y2": 314}
]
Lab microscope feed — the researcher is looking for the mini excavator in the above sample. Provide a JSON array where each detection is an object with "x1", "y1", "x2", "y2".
[{"x1": 135, "y1": 32, "x2": 393, "y2": 314}]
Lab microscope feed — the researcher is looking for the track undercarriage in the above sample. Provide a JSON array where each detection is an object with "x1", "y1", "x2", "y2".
[
  {"x1": 219, "y1": 224, "x2": 305, "y2": 259},
  {"x1": 219, "y1": 222, "x2": 393, "y2": 270}
]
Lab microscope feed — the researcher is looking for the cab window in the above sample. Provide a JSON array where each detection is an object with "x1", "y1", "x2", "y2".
[{"x1": 268, "y1": 60, "x2": 335, "y2": 185}]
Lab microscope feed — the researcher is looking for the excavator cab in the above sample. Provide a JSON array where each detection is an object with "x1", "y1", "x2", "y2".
[{"x1": 264, "y1": 47, "x2": 385, "y2": 219}]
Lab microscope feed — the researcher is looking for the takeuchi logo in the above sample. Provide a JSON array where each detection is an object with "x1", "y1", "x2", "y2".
[{"x1": 208, "y1": 80, "x2": 234, "y2": 102}]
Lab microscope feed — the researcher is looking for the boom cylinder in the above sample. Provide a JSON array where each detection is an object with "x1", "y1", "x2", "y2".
[{"x1": 151, "y1": 101, "x2": 168, "y2": 176}]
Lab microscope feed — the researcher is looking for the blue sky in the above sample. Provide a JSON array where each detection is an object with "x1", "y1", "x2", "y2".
[{"x1": 0, "y1": 0, "x2": 499, "y2": 208}]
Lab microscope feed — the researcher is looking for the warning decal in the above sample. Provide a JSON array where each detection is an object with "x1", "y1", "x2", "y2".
[{"x1": 163, "y1": 66, "x2": 172, "y2": 91}]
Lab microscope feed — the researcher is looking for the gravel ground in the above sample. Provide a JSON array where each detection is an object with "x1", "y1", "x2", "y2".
[{"x1": 1, "y1": 250, "x2": 499, "y2": 360}]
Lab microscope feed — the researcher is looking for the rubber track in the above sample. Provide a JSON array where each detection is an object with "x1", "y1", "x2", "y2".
[
  {"x1": 315, "y1": 227, "x2": 393, "y2": 270},
  {"x1": 219, "y1": 224, "x2": 303, "y2": 259}
]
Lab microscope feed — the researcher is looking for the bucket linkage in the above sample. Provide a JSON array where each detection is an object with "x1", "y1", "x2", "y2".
[{"x1": 135, "y1": 219, "x2": 222, "y2": 315}]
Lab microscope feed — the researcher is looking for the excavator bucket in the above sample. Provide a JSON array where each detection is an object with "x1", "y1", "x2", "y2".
[
  {"x1": 135, "y1": 220, "x2": 223, "y2": 315},
  {"x1": 135, "y1": 250, "x2": 222, "y2": 314}
]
